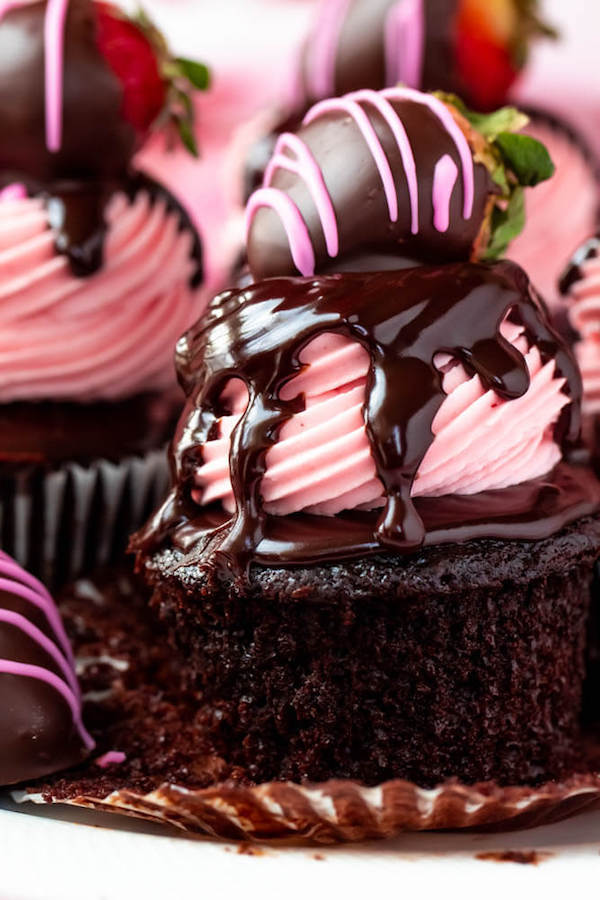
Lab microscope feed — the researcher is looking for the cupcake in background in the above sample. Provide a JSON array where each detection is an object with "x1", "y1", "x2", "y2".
[
  {"x1": 0, "y1": 550, "x2": 94, "y2": 785},
  {"x1": 0, "y1": 0, "x2": 210, "y2": 584},
  {"x1": 561, "y1": 235, "x2": 600, "y2": 452},
  {"x1": 507, "y1": 112, "x2": 600, "y2": 318}
]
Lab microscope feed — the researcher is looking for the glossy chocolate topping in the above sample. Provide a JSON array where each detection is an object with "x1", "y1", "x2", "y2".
[
  {"x1": 134, "y1": 261, "x2": 586, "y2": 577},
  {"x1": 559, "y1": 235, "x2": 600, "y2": 297},
  {"x1": 246, "y1": 91, "x2": 493, "y2": 281},
  {"x1": 0, "y1": 551, "x2": 93, "y2": 785}
]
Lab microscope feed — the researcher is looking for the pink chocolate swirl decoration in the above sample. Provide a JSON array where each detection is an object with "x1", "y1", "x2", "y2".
[
  {"x1": 563, "y1": 236, "x2": 600, "y2": 414},
  {"x1": 0, "y1": 183, "x2": 203, "y2": 402},
  {"x1": 246, "y1": 87, "x2": 490, "y2": 280},
  {"x1": 0, "y1": 549, "x2": 94, "y2": 785}
]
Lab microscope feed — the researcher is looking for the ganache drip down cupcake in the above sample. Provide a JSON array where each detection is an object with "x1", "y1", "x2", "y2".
[
  {"x1": 134, "y1": 88, "x2": 600, "y2": 788},
  {"x1": 0, "y1": 550, "x2": 93, "y2": 785},
  {"x1": 0, "y1": 0, "x2": 209, "y2": 583}
]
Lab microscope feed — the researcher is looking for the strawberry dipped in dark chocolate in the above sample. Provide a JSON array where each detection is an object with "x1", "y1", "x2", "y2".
[
  {"x1": 0, "y1": 0, "x2": 209, "y2": 275},
  {"x1": 246, "y1": 88, "x2": 554, "y2": 280}
]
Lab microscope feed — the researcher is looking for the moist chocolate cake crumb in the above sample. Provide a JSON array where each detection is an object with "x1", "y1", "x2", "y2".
[
  {"x1": 141, "y1": 516, "x2": 600, "y2": 788},
  {"x1": 30, "y1": 566, "x2": 246, "y2": 801}
]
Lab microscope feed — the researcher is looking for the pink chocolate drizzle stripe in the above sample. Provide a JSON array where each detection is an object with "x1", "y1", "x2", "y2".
[
  {"x1": 384, "y1": 0, "x2": 425, "y2": 89},
  {"x1": 246, "y1": 187, "x2": 316, "y2": 276},
  {"x1": 306, "y1": 0, "x2": 353, "y2": 100},
  {"x1": 0, "y1": 609, "x2": 79, "y2": 697},
  {"x1": 346, "y1": 89, "x2": 419, "y2": 233},
  {"x1": 433, "y1": 154, "x2": 458, "y2": 233},
  {"x1": 0, "y1": 0, "x2": 69, "y2": 153},
  {"x1": 381, "y1": 87, "x2": 474, "y2": 219},
  {"x1": 263, "y1": 132, "x2": 339, "y2": 257},
  {"x1": 0, "y1": 660, "x2": 94, "y2": 749},
  {"x1": 94, "y1": 750, "x2": 126, "y2": 767},
  {"x1": 304, "y1": 95, "x2": 401, "y2": 222},
  {"x1": 0, "y1": 565, "x2": 74, "y2": 666}
]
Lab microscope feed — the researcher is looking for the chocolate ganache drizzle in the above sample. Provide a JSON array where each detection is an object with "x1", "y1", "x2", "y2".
[
  {"x1": 135, "y1": 260, "x2": 594, "y2": 578},
  {"x1": 0, "y1": 551, "x2": 93, "y2": 785},
  {"x1": 246, "y1": 88, "x2": 494, "y2": 280}
]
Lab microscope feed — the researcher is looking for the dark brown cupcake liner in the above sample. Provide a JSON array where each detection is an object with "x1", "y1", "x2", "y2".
[
  {"x1": 15, "y1": 766, "x2": 600, "y2": 844},
  {"x1": 0, "y1": 451, "x2": 169, "y2": 587}
]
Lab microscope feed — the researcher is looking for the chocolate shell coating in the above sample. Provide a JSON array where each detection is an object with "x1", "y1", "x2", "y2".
[
  {"x1": 0, "y1": 557, "x2": 93, "y2": 786},
  {"x1": 0, "y1": 0, "x2": 135, "y2": 183},
  {"x1": 247, "y1": 93, "x2": 493, "y2": 280}
]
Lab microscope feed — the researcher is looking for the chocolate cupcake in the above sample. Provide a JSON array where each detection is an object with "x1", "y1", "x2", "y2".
[
  {"x1": 133, "y1": 89, "x2": 600, "y2": 788},
  {"x1": 0, "y1": 0, "x2": 209, "y2": 584},
  {"x1": 134, "y1": 262, "x2": 600, "y2": 788},
  {"x1": 242, "y1": 0, "x2": 554, "y2": 199},
  {"x1": 507, "y1": 111, "x2": 600, "y2": 319},
  {"x1": 0, "y1": 550, "x2": 93, "y2": 785}
]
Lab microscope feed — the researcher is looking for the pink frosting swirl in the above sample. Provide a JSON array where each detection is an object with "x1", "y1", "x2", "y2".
[
  {"x1": 0, "y1": 185, "x2": 203, "y2": 402},
  {"x1": 568, "y1": 252, "x2": 600, "y2": 414},
  {"x1": 193, "y1": 320, "x2": 569, "y2": 516},
  {"x1": 507, "y1": 119, "x2": 599, "y2": 311}
]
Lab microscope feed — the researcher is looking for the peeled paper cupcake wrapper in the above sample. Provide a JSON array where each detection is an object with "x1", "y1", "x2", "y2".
[
  {"x1": 15, "y1": 768, "x2": 600, "y2": 844},
  {"x1": 1, "y1": 451, "x2": 169, "y2": 586}
]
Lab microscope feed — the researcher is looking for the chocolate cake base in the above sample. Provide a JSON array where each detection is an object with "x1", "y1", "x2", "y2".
[
  {"x1": 141, "y1": 517, "x2": 600, "y2": 789},
  {"x1": 21, "y1": 562, "x2": 600, "y2": 843}
]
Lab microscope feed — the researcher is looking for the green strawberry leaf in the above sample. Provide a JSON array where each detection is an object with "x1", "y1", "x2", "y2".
[
  {"x1": 485, "y1": 188, "x2": 526, "y2": 260},
  {"x1": 494, "y1": 132, "x2": 556, "y2": 186},
  {"x1": 175, "y1": 58, "x2": 211, "y2": 91},
  {"x1": 435, "y1": 93, "x2": 529, "y2": 140},
  {"x1": 176, "y1": 116, "x2": 199, "y2": 158}
]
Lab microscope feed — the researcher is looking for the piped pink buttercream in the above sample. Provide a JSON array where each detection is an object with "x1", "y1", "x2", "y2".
[
  {"x1": 193, "y1": 320, "x2": 569, "y2": 516},
  {"x1": 507, "y1": 119, "x2": 600, "y2": 311},
  {"x1": 568, "y1": 252, "x2": 600, "y2": 414},
  {"x1": 0, "y1": 186, "x2": 203, "y2": 402}
]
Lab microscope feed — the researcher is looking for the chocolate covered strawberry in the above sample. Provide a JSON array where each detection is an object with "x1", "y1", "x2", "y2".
[{"x1": 0, "y1": 0, "x2": 209, "y2": 185}]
